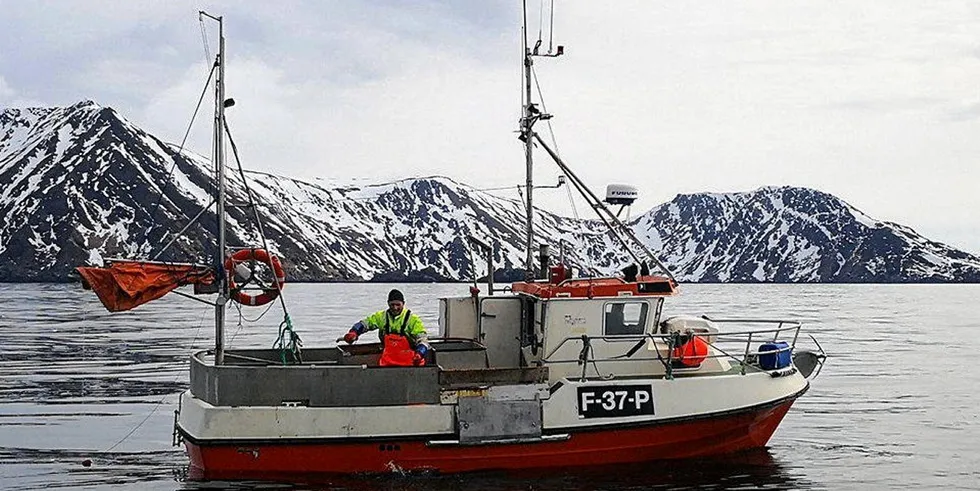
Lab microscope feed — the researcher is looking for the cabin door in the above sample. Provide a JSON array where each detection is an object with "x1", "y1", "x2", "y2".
[{"x1": 480, "y1": 297, "x2": 523, "y2": 368}]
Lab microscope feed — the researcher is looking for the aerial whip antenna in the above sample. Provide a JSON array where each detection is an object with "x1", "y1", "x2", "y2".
[{"x1": 548, "y1": 0, "x2": 556, "y2": 54}]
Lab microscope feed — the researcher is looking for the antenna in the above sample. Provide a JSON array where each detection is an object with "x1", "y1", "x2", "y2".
[{"x1": 520, "y1": 0, "x2": 564, "y2": 279}]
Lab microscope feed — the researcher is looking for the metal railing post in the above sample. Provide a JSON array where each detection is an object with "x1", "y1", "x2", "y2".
[
  {"x1": 578, "y1": 335, "x2": 591, "y2": 382},
  {"x1": 665, "y1": 332, "x2": 678, "y2": 380},
  {"x1": 741, "y1": 332, "x2": 753, "y2": 375}
]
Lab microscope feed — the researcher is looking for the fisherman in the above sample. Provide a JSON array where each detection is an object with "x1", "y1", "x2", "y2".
[{"x1": 343, "y1": 289, "x2": 430, "y2": 366}]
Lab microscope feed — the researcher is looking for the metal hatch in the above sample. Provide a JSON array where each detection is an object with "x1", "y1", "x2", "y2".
[{"x1": 480, "y1": 297, "x2": 523, "y2": 368}]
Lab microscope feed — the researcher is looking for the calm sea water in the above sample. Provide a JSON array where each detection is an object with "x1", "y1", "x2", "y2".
[{"x1": 1, "y1": 282, "x2": 978, "y2": 490}]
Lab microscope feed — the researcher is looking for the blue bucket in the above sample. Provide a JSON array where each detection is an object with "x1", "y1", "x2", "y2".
[{"x1": 759, "y1": 341, "x2": 792, "y2": 370}]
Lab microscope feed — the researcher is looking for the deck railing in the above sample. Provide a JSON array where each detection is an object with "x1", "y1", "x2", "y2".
[{"x1": 541, "y1": 317, "x2": 803, "y2": 380}]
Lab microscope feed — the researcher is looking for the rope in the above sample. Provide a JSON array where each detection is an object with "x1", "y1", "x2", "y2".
[
  {"x1": 225, "y1": 298, "x2": 276, "y2": 348},
  {"x1": 273, "y1": 314, "x2": 303, "y2": 365},
  {"x1": 234, "y1": 297, "x2": 276, "y2": 324},
  {"x1": 576, "y1": 335, "x2": 613, "y2": 381}
]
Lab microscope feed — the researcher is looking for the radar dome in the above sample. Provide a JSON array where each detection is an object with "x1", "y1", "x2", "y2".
[{"x1": 605, "y1": 184, "x2": 638, "y2": 205}]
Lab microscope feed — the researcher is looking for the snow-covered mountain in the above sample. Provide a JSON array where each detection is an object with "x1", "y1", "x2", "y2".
[
  {"x1": 2, "y1": 101, "x2": 979, "y2": 283},
  {"x1": 634, "y1": 189, "x2": 980, "y2": 282}
]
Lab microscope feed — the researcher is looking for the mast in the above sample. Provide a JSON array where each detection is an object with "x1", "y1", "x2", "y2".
[
  {"x1": 216, "y1": 17, "x2": 227, "y2": 365},
  {"x1": 202, "y1": 11, "x2": 227, "y2": 365},
  {"x1": 520, "y1": 0, "x2": 561, "y2": 278},
  {"x1": 513, "y1": 3, "x2": 674, "y2": 283},
  {"x1": 522, "y1": 1, "x2": 535, "y2": 278}
]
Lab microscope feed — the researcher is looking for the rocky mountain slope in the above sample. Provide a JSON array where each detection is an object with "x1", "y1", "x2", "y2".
[{"x1": 2, "y1": 101, "x2": 978, "y2": 283}]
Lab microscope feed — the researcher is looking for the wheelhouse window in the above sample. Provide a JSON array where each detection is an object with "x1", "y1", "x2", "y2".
[{"x1": 604, "y1": 302, "x2": 649, "y2": 336}]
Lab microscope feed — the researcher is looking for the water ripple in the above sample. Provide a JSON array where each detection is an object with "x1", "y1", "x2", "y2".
[{"x1": 1, "y1": 283, "x2": 979, "y2": 490}]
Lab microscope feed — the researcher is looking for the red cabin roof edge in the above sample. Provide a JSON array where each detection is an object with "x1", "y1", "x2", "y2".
[{"x1": 511, "y1": 275, "x2": 677, "y2": 299}]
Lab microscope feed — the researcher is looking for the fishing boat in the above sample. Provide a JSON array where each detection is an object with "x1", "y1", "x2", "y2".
[{"x1": 77, "y1": 7, "x2": 825, "y2": 480}]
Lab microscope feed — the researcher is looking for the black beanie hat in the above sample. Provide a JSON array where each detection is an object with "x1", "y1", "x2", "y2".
[{"x1": 388, "y1": 289, "x2": 405, "y2": 303}]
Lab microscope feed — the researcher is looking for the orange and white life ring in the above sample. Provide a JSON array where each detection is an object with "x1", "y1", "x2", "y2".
[{"x1": 224, "y1": 248, "x2": 285, "y2": 306}]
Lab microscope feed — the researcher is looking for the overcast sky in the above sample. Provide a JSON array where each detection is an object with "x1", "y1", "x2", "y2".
[{"x1": 2, "y1": 1, "x2": 979, "y2": 253}]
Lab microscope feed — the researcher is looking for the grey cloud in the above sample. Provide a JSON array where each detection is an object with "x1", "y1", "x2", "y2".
[{"x1": 0, "y1": 0, "x2": 514, "y2": 106}]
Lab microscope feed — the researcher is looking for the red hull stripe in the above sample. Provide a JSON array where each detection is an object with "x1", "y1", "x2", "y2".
[{"x1": 182, "y1": 393, "x2": 802, "y2": 477}]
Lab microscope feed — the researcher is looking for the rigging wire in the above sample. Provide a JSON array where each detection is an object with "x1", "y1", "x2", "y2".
[
  {"x1": 139, "y1": 15, "x2": 214, "y2": 262},
  {"x1": 531, "y1": 66, "x2": 560, "y2": 152},
  {"x1": 198, "y1": 13, "x2": 212, "y2": 66},
  {"x1": 116, "y1": 63, "x2": 217, "y2": 298},
  {"x1": 537, "y1": 0, "x2": 544, "y2": 49},
  {"x1": 150, "y1": 197, "x2": 215, "y2": 261},
  {"x1": 170, "y1": 288, "x2": 218, "y2": 306},
  {"x1": 119, "y1": 23, "x2": 218, "y2": 298},
  {"x1": 475, "y1": 184, "x2": 526, "y2": 193},
  {"x1": 102, "y1": 306, "x2": 208, "y2": 454},
  {"x1": 223, "y1": 121, "x2": 276, "y2": 296},
  {"x1": 142, "y1": 62, "x2": 217, "y2": 253},
  {"x1": 515, "y1": 183, "x2": 528, "y2": 216},
  {"x1": 532, "y1": 132, "x2": 665, "y2": 274},
  {"x1": 528, "y1": 64, "x2": 597, "y2": 275},
  {"x1": 223, "y1": 119, "x2": 302, "y2": 363},
  {"x1": 528, "y1": 53, "x2": 660, "y2": 274},
  {"x1": 316, "y1": 182, "x2": 524, "y2": 203}
]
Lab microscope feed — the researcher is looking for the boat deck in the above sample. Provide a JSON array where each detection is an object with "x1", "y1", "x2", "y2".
[{"x1": 190, "y1": 339, "x2": 549, "y2": 408}]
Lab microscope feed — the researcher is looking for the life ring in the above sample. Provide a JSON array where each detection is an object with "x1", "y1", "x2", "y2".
[{"x1": 224, "y1": 248, "x2": 285, "y2": 306}]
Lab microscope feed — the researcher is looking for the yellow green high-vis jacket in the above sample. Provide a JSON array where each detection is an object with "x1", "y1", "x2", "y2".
[{"x1": 358, "y1": 309, "x2": 429, "y2": 347}]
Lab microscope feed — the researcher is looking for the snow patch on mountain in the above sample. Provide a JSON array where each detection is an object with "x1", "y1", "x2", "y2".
[{"x1": 3, "y1": 101, "x2": 980, "y2": 283}]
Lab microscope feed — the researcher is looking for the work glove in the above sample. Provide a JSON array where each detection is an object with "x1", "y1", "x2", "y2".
[
  {"x1": 343, "y1": 330, "x2": 359, "y2": 344},
  {"x1": 413, "y1": 344, "x2": 429, "y2": 366}
]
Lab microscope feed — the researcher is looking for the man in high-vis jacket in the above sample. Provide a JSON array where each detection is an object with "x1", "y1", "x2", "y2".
[{"x1": 343, "y1": 289, "x2": 430, "y2": 366}]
